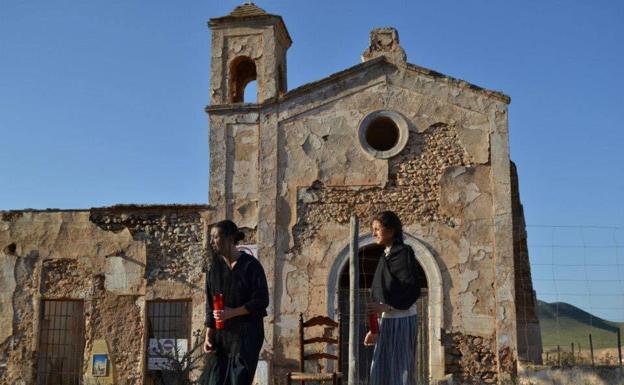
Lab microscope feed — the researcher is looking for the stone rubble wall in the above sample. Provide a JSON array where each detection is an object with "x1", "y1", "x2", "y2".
[
  {"x1": 291, "y1": 121, "x2": 472, "y2": 248},
  {"x1": 0, "y1": 206, "x2": 213, "y2": 385},
  {"x1": 443, "y1": 331, "x2": 498, "y2": 384},
  {"x1": 89, "y1": 206, "x2": 208, "y2": 284}
]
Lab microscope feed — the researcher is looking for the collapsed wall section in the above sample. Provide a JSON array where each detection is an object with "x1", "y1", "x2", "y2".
[{"x1": 0, "y1": 205, "x2": 213, "y2": 385}]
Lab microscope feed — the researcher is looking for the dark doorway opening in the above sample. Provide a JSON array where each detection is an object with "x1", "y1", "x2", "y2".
[{"x1": 338, "y1": 243, "x2": 429, "y2": 384}]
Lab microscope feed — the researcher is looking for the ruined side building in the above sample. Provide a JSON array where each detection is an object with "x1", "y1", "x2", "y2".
[{"x1": 0, "y1": 3, "x2": 542, "y2": 385}]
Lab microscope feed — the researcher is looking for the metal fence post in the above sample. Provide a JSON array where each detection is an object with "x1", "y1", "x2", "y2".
[{"x1": 589, "y1": 334, "x2": 595, "y2": 367}]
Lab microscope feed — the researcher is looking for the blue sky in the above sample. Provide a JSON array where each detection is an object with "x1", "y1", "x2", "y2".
[{"x1": 1, "y1": 1, "x2": 623, "y2": 321}]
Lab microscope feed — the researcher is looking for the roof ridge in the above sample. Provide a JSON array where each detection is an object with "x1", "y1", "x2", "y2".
[{"x1": 279, "y1": 58, "x2": 510, "y2": 104}]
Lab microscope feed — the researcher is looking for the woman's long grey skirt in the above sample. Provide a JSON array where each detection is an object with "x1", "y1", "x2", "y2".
[{"x1": 369, "y1": 314, "x2": 418, "y2": 385}]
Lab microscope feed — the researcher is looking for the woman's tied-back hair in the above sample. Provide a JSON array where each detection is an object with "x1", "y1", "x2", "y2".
[
  {"x1": 213, "y1": 219, "x2": 245, "y2": 243},
  {"x1": 372, "y1": 210, "x2": 404, "y2": 244}
]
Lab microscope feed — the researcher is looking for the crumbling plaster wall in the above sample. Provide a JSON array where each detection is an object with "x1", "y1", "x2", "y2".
[
  {"x1": 0, "y1": 211, "x2": 144, "y2": 384},
  {"x1": 266, "y1": 62, "x2": 516, "y2": 381},
  {"x1": 209, "y1": 110, "x2": 260, "y2": 228},
  {"x1": 0, "y1": 206, "x2": 213, "y2": 385},
  {"x1": 88, "y1": 205, "x2": 214, "y2": 381}
]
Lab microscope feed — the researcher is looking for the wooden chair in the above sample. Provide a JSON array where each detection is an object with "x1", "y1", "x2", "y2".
[{"x1": 287, "y1": 313, "x2": 343, "y2": 385}]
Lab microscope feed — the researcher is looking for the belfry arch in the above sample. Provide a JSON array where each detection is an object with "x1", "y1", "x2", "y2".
[
  {"x1": 228, "y1": 55, "x2": 257, "y2": 103},
  {"x1": 327, "y1": 232, "x2": 445, "y2": 383}
]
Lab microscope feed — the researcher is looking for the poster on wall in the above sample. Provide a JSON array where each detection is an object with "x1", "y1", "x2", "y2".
[
  {"x1": 92, "y1": 354, "x2": 109, "y2": 376},
  {"x1": 236, "y1": 244, "x2": 258, "y2": 258},
  {"x1": 147, "y1": 338, "x2": 188, "y2": 370}
]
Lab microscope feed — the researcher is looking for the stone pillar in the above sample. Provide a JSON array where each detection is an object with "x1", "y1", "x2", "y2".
[
  {"x1": 207, "y1": 114, "x2": 228, "y2": 218},
  {"x1": 490, "y1": 103, "x2": 519, "y2": 383},
  {"x1": 257, "y1": 105, "x2": 279, "y2": 382}
]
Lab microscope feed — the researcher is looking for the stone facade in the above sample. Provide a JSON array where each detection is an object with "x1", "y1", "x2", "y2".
[{"x1": 0, "y1": 3, "x2": 540, "y2": 384}]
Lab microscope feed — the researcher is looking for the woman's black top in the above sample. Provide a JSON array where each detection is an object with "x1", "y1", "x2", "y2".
[
  {"x1": 205, "y1": 251, "x2": 269, "y2": 356},
  {"x1": 202, "y1": 251, "x2": 268, "y2": 384},
  {"x1": 371, "y1": 242, "x2": 425, "y2": 310}
]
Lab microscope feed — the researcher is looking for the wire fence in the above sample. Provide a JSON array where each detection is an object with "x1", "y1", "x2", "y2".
[{"x1": 526, "y1": 224, "x2": 624, "y2": 367}]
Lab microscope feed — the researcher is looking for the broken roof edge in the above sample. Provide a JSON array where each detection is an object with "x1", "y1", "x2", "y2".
[
  {"x1": 1, "y1": 203, "x2": 214, "y2": 215},
  {"x1": 280, "y1": 56, "x2": 510, "y2": 104},
  {"x1": 280, "y1": 56, "x2": 388, "y2": 102},
  {"x1": 405, "y1": 62, "x2": 511, "y2": 104}
]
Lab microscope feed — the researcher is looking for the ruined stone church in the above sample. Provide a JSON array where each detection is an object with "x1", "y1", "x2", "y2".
[{"x1": 0, "y1": 3, "x2": 541, "y2": 385}]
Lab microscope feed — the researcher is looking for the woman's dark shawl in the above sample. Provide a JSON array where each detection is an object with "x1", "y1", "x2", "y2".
[{"x1": 371, "y1": 243, "x2": 425, "y2": 310}]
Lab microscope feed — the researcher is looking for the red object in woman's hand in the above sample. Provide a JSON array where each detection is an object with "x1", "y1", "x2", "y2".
[
  {"x1": 368, "y1": 312, "x2": 379, "y2": 334},
  {"x1": 214, "y1": 293, "x2": 224, "y2": 330}
]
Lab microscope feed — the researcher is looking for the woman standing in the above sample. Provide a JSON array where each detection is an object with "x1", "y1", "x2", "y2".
[
  {"x1": 364, "y1": 211, "x2": 423, "y2": 385},
  {"x1": 201, "y1": 220, "x2": 269, "y2": 385}
]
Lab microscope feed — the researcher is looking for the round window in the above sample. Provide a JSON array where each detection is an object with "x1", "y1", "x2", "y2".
[
  {"x1": 365, "y1": 116, "x2": 400, "y2": 151},
  {"x1": 358, "y1": 110, "x2": 409, "y2": 158}
]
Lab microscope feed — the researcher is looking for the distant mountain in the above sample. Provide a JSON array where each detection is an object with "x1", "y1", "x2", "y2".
[
  {"x1": 537, "y1": 300, "x2": 624, "y2": 350},
  {"x1": 538, "y1": 300, "x2": 620, "y2": 333}
]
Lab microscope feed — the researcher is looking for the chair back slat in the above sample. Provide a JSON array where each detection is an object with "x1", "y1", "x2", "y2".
[
  {"x1": 304, "y1": 352, "x2": 338, "y2": 361},
  {"x1": 303, "y1": 337, "x2": 338, "y2": 345},
  {"x1": 302, "y1": 315, "x2": 338, "y2": 328}
]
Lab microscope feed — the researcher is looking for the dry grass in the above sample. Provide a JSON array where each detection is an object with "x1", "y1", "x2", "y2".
[
  {"x1": 519, "y1": 365, "x2": 624, "y2": 385},
  {"x1": 542, "y1": 348, "x2": 623, "y2": 367}
]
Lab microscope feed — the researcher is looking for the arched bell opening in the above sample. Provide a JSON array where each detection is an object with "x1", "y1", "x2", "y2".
[{"x1": 229, "y1": 56, "x2": 257, "y2": 103}]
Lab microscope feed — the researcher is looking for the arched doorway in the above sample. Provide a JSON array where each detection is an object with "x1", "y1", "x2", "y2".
[{"x1": 327, "y1": 233, "x2": 445, "y2": 384}]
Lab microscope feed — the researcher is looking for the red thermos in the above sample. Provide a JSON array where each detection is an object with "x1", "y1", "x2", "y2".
[
  {"x1": 214, "y1": 293, "x2": 224, "y2": 330},
  {"x1": 368, "y1": 312, "x2": 379, "y2": 334}
]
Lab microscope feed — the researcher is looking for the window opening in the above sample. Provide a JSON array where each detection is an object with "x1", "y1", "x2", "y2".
[
  {"x1": 36, "y1": 300, "x2": 85, "y2": 385},
  {"x1": 244, "y1": 80, "x2": 257, "y2": 103},
  {"x1": 229, "y1": 56, "x2": 257, "y2": 103},
  {"x1": 358, "y1": 110, "x2": 409, "y2": 159},
  {"x1": 365, "y1": 116, "x2": 400, "y2": 151},
  {"x1": 146, "y1": 300, "x2": 192, "y2": 381}
]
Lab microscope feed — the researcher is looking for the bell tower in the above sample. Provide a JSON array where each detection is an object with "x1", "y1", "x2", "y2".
[{"x1": 208, "y1": 3, "x2": 291, "y2": 104}]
